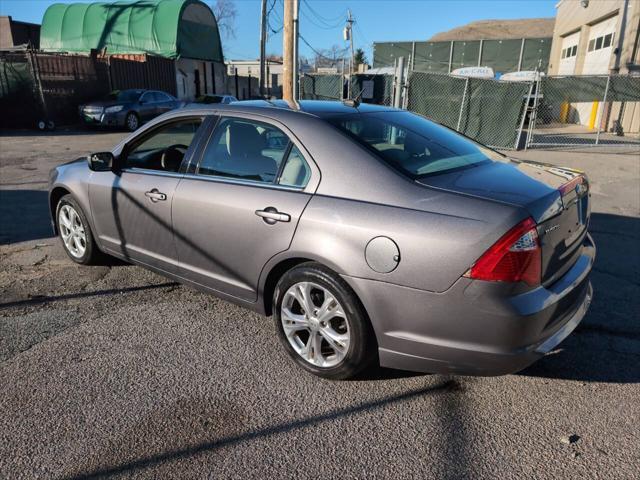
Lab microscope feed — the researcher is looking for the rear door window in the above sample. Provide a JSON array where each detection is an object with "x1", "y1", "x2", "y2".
[{"x1": 198, "y1": 118, "x2": 286, "y2": 183}]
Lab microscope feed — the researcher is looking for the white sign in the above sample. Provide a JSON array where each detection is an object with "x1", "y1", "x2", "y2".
[
  {"x1": 500, "y1": 71, "x2": 543, "y2": 82},
  {"x1": 361, "y1": 80, "x2": 374, "y2": 99},
  {"x1": 451, "y1": 66, "x2": 495, "y2": 79}
]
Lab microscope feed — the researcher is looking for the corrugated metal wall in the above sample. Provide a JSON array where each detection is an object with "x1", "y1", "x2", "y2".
[{"x1": 109, "y1": 54, "x2": 177, "y2": 96}]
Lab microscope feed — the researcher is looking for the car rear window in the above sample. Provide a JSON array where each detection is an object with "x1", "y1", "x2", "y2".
[{"x1": 327, "y1": 111, "x2": 502, "y2": 178}]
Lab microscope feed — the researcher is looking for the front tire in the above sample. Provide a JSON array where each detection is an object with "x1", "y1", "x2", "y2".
[
  {"x1": 56, "y1": 194, "x2": 101, "y2": 265},
  {"x1": 125, "y1": 112, "x2": 139, "y2": 132},
  {"x1": 273, "y1": 262, "x2": 376, "y2": 380}
]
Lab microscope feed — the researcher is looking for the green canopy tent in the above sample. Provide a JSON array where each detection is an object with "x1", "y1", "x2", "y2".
[{"x1": 40, "y1": 0, "x2": 223, "y2": 62}]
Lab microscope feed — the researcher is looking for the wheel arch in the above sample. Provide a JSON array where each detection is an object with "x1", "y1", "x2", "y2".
[{"x1": 49, "y1": 186, "x2": 71, "y2": 235}]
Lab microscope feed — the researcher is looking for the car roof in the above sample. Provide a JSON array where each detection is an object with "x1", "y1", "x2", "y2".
[{"x1": 180, "y1": 99, "x2": 398, "y2": 120}]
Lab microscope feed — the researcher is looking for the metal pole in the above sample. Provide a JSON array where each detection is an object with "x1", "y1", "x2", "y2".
[
  {"x1": 456, "y1": 77, "x2": 469, "y2": 132},
  {"x1": 595, "y1": 74, "x2": 611, "y2": 145},
  {"x1": 448, "y1": 41, "x2": 454, "y2": 73},
  {"x1": 411, "y1": 41, "x2": 416, "y2": 71},
  {"x1": 515, "y1": 79, "x2": 535, "y2": 150},
  {"x1": 259, "y1": 0, "x2": 267, "y2": 96},
  {"x1": 477, "y1": 39, "x2": 483, "y2": 67},
  {"x1": 393, "y1": 56, "x2": 405, "y2": 108},
  {"x1": 518, "y1": 38, "x2": 525, "y2": 72},
  {"x1": 292, "y1": 0, "x2": 300, "y2": 100},
  {"x1": 525, "y1": 71, "x2": 542, "y2": 149}
]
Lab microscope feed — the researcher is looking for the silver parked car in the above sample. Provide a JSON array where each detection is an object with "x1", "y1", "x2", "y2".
[{"x1": 48, "y1": 101, "x2": 594, "y2": 380}]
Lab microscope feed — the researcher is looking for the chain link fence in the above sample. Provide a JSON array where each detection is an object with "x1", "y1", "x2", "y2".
[
  {"x1": 298, "y1": 69, "x2": 639, "y2": 151},
  {"x1": 300, "y1": 73, "x2": 343, "y2": 101},
  {"x1": 527, "y1": 75, "x2": 640, "y2": 148},
  {"x1": 350, "y1": 73, "x2": 394, "y2": 106},
  {"x1": 406, "y1": 71, "x2": 532, "y2": 149}
]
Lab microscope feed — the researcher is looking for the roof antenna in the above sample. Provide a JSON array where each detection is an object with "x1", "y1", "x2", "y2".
[{"x1": 343, "y1": 86, "x2": 365, "y2": 108}]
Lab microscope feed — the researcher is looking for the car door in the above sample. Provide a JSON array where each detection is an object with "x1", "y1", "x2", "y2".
[
  {"x1": 155, "y1": 92, "x2": 175, "y2": 114},
  {"x1": 138, "y1": 91, "x2": 157, "y2": 121},
  {"x1": 172, "y1": 114, "x2": 317, "y2": 301},
  {"x1": 89, "y1": 116, "x2": 207, "y2": 274}
]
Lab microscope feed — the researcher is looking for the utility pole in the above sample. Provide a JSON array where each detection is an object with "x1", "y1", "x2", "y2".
[
  {"x1": 345, "y1": 10, "x2": 354, "y2": 97},
  {"x1": 347, "y1": 10, "x2": 354, "y2": 72},
  {"x1": 259, "y1": 0, "x2": 267, "y2": 96},
  {"x1": 283, "y1": 0, "x2": 293, "y2": 102},
  {"x1": 292, "y1": 0, "x2": 300, "y2": 100}
]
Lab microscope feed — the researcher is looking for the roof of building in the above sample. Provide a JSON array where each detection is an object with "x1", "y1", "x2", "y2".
[
  {"x1": 430, "y1": 18, "x2": 555, "y2": 41},
  {"x1": 40, "y1": 0, "x2": 223, "y2": 62}
]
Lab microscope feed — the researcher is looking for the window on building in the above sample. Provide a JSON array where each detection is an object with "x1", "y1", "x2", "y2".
[
  {"x1": 596, "y1": 37, "x2": 603, "y2": 50},
  {"x1": 603, "y1": 33, "x2": 613, "y2": 48},
  {"x1": 571, "y1": 45, "x2": 577, "y2": 57}
]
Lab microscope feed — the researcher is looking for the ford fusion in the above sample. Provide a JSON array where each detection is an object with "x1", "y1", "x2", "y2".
[{"x1": 48, "y1": 100, "x2": 594, "y2": 380}]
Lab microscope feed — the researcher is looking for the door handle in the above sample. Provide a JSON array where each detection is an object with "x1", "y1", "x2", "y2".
[
  {"x1": 144, "y1": 189, "x2": 167, "y2": 203},
  {"x1": 255, "y1": 207, "x2": 290, "y2": 224}
]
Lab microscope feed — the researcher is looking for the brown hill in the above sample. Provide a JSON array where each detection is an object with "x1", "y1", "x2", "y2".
[{"x1": 430, "y1": 18, "x2": 555, "y2": 41}]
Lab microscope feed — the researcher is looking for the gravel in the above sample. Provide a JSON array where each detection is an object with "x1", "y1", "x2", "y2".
[{"x1": 1, "y1": 131, "x2": 639, "y2": 479}]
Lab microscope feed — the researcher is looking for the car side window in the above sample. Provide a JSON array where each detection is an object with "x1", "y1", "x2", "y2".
[
  {"x1": 123, "y1": 118, "x2": 203, "y2": 172},
  {"x1": 140, "y1": 92, "x2": 153, "y2": 103},
  {"x1": 278, "y1": 145, "x2": 311, "y2": 188},
  {"x1": 198, "y1": 118, "x2": 288, "y2": 183}
]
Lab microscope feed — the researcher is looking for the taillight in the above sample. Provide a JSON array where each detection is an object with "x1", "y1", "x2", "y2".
[
  {"x1": 465, "y1": 217, "x2": 541, "y2": 286},
  {"x1": 558, "y1": 175, "x2": 585, "y2": 196}
]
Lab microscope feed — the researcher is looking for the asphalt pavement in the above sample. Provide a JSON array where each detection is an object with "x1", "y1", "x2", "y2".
[{"x1": 1, "y1": 129, "x2": 639, "y2": 479}]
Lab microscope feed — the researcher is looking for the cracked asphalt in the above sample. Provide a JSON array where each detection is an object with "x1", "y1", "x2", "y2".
[{"x1": 1, "y1": 129, "x2": 639, "y2": 479}]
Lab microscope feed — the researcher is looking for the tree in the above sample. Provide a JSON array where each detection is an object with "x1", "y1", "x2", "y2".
[
  {"x1": 354, "y1": 48, "x2": 367, "y2": 66},
  {"x1": 211, "y1": 0, "x2": 237, "y2": 39}
]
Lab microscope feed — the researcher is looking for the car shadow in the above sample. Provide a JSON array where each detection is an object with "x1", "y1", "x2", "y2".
[
  {"x1": 0, "y1": 189, "x2": 53, "y2": 244},
  {"x1": 520, "y1": 212, "x2": 640, "y2": 383}
]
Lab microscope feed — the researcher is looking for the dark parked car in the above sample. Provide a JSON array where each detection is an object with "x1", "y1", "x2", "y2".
[
  {"x1": 49, "y1": 100, "x2": 594, "y2": 380},
  {"x1": 194, "y1": 94, "x2": 238, "y2": 104},
  {"x1": 79, "y1": 89, "x2": 183, "y2": 131}
]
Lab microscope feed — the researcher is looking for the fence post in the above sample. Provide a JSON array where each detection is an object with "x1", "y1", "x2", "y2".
[
  {"x1": 393, "y1": 56, "x2": 405, "y2": 109},
  {"x1": 515, "y1": 79, "x2": 535, "y2": 150},
  {"x1": 456, "y1": 77, "x2": 469, "y2": 132},
  {"x1": 595, "y1": 75, "x2": 611, "y2": 145},
  {"x1": 525, "y1": 73, "x2": 542, "y2": 149}
]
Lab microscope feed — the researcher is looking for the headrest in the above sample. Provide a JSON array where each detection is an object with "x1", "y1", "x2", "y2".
[{"x1": 226, "y1": 123, "x2": 265, "y2": 157}]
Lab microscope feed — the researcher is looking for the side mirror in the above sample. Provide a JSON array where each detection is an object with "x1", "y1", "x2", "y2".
[{"x1": 88, "y1": 152, "x2": 115, "y2": 171}]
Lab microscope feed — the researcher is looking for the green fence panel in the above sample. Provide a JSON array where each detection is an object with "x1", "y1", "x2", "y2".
[
  {"x1": 480, "y1": 39, "x2": 522, "y2": 74},
  {"x1": 413, "y1": 41, "x2": 450, "y2": 73},
  {"x1": 406, "y1": 71, "x2": 467, "y2": 130},
  {"x1": 372, "y1": 42, "x2": 413, "y2": 68},
  {"x1": 350, "y1": 74, "x2": 393, "y2": 105},
  {"x1": 300, "y1": 74, "x2": 343, "y2": 100},
  {"x1": 451, "y1": 41, "x2": 480, "y2": 70},
  {"x1": 521, "y1": 38, "x2": 551, "y2": 71},
  {"x1": 461, "y1": 78, "x2": 530, "y2": 148},
  {"x1": 542, "y1": 76, "x2": 609, "y2": 103}
]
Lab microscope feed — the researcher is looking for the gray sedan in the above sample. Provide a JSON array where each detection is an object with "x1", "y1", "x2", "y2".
[{"x1": 48, "y1": 101, "x2": 594, "y2": 380}]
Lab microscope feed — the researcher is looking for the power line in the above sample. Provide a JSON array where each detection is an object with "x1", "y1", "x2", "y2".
[
  {"x1": 301, "y1": 0, "x2": 346, "y2": 25},
  {"x1": 299, "y1": 34, "x2": 348, "y2": 61}
]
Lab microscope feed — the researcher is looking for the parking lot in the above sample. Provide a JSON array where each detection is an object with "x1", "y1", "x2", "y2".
[{"x1": 1, "y1": 129, "x2": 639, "y2": 479}]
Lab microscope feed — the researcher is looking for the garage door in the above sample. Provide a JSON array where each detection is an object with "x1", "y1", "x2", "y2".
[
  {"x1": 584, "y1": 15, "x2": 618, "y2": 75},
  {"x1": 558, "y1": 30, "x2": 580, "y2": 75}
]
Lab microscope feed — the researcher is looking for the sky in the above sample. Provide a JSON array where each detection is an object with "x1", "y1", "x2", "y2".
[{"x1": 0, "y1": 0, "x2": 558, "y2": 62}]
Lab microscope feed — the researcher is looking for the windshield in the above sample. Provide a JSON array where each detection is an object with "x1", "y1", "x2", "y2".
[
  {"x1": 108, "y1": 90, "x2": 142, "y2": 102},
  {"x1": 327, "y1": 111, "x2": 502, "y2": 178}
]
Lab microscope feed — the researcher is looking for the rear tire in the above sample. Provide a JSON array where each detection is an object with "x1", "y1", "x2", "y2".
[
  {"x1": 273, "y1": 262, "x2": 376, "y2": 380},
  {"x1": 56, "y1": 194, "x2": 101, "y2": 265}
]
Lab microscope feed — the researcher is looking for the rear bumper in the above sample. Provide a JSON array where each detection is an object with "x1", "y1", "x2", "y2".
[{"x1": 343, "y1": 233, "x2": 595, "y2": 376}]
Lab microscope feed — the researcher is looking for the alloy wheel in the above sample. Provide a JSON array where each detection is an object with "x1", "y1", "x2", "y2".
[
  {"x1": 280, "y1": 281, "x2": 350, "y2": 368},
  {"x1": 58, "y1": 204, "x2": 87, "y2": 259},
  {"x1": 126, "y1": 114, "x2": 138, "y2": 131}
]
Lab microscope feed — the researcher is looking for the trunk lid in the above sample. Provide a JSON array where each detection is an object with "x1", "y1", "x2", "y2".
[{"x1": 417, "y1": 159, "x2": 590, "y2": 285}]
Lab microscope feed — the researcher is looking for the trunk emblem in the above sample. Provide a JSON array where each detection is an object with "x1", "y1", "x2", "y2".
[{"x1": 544, "y1": 224, "x2": 560, "y2": 234}]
